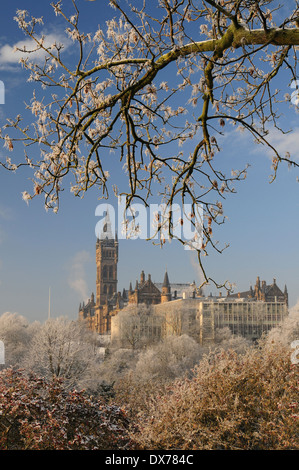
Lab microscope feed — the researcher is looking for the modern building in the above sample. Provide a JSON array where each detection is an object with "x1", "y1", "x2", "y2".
[{"x1": 153, "y1": 295, "x2": 288, "y2": 345}]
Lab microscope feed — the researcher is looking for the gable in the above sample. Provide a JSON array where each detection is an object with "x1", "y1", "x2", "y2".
[
  {"x1": 138, "y1": 279, "x2": 161, "y2": 296},
  {"x1": 265, "y1": 284, "x2": 284, "y2": 297}
]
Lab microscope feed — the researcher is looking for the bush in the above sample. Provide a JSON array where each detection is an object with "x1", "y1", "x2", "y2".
[
  {"x1": 0, "y1": 368, "x2": 135, "y2": 450},
  {"x1": 132, "y1": 341, "x2": 299, "y2": 450},
  {"x1": 134, "y1": 334, "x2": 202, "y2": 382}
]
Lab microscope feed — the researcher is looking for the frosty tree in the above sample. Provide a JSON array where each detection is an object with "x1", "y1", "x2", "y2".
[
  {"x1": 1, "y1": 0, "x2": 299, "y2": 288},
  {"x1": 22, "y1": 317, "x2": 101, "y2": 390}
]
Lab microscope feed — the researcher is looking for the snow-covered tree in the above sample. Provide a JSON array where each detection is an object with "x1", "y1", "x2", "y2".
[
  {"x1": 134, "y1": 333, "x2": 202, "y2": 381},
  {"x1": 112, "y1": 304, "x2": 162, "y2": 350},
  {"x1": 2, "y1": 1, "x2": 299, "y2": 288},
  {"x1": 266, "y1": 301, "x2": 299, "y2": 346},
  {"x1": 0, "y1": 312, "x2": 39, "y2": 367},
  {"x1": 214, "y1": 326, "x2": 251, "y2": 353},
  {"x1": 22, "y1": 317, "x2": 102, "y2": 390}
]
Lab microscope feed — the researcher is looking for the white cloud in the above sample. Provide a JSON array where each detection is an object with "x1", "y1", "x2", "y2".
[
  {"x1": 264, "y1": 126, "x2": 299, "y2": 160},
  {"x1": 0, "y1": 32, "x2": 71, "y2": 69},
  {"x1": 219, "y1": 122, "x2": 299, "y2": 162},
  {"x1": 68, "y1": 251, "x2": 92, "y2": 302}
]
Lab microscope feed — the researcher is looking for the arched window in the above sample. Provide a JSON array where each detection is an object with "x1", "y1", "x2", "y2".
[
  {"x1": 103, "y1": 285, "x2": 107, "y2": 294},
  {"x1": 109, "y1": 285, "x2": 114, "y2": 296}
]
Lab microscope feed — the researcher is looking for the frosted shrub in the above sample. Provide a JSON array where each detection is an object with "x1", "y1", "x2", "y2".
[
  {"x1": 0, "y1": 368, "x2": 134, "y2": 450},
  {"x1": 133, "y1": 341, "x2": 298, "y2": 450}
]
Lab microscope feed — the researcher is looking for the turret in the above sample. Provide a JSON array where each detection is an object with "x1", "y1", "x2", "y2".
[
  {"x1": 122, "y1": 288, "x2": 127, "y2": 300},
  {"x1": 284, "y1": 284, "x2": 288, "y2": 306},
  {"x1": 161, "y1": 269, "x2": 171, "y2": 303},
  {"x1": 255, "y1": 276, "x2": 261, "y2": 299}
]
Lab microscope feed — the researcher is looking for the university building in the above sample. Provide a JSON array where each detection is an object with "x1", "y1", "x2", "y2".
[{"x1": 79, "y1": 211, "x2": 289, "y2": 345}]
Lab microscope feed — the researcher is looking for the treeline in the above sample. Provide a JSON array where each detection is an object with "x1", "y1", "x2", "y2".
[{"x1": 0, "y1": 310, "x2": 298, "y2": 450}]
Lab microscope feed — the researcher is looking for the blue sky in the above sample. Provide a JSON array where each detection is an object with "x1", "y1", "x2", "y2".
[{"x1": 0, "y1": 0, "x2": 299, "y2": 323}]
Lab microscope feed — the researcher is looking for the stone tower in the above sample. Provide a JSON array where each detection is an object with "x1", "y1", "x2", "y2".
[
  {"x1": 96, "y1": 210, "x2": 118, "y2": 306},
  {"x1": 161, "y1": 269, "x2": 171, "y2": 303}
]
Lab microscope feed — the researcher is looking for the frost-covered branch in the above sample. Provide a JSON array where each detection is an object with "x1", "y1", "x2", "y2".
[{"x1": 1, "y1": 0, "x2": 299, "y2": 290}]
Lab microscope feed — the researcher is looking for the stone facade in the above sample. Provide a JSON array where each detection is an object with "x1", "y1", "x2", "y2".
[
  {"x1": 78, "y1": 212, "x2": 289, "y2": 343},
  {"x1": 227, "y1": 276, "x2": 288, "y2": 305},
  {"x1": 127, "y1": 271, "x2": 162, "y2": 306},
  {"x1": 79, "y1": 211, "x2": 121, "y2": 334},
  {"x1": 78, "y1": 212, "x2": 178, "y2": 334}
]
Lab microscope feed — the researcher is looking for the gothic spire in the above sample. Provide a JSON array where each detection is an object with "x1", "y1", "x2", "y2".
[
  {"x1": 284, "y1": 284, "x2": 288, "y2": 294},
  {"x1": 163, "y1": 269, "x2": 170, "y2": 288}
]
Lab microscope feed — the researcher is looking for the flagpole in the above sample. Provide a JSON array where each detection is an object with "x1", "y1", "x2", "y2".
[{"x1": 48, "y1": 287, "x2": 51, "y2": 319}]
